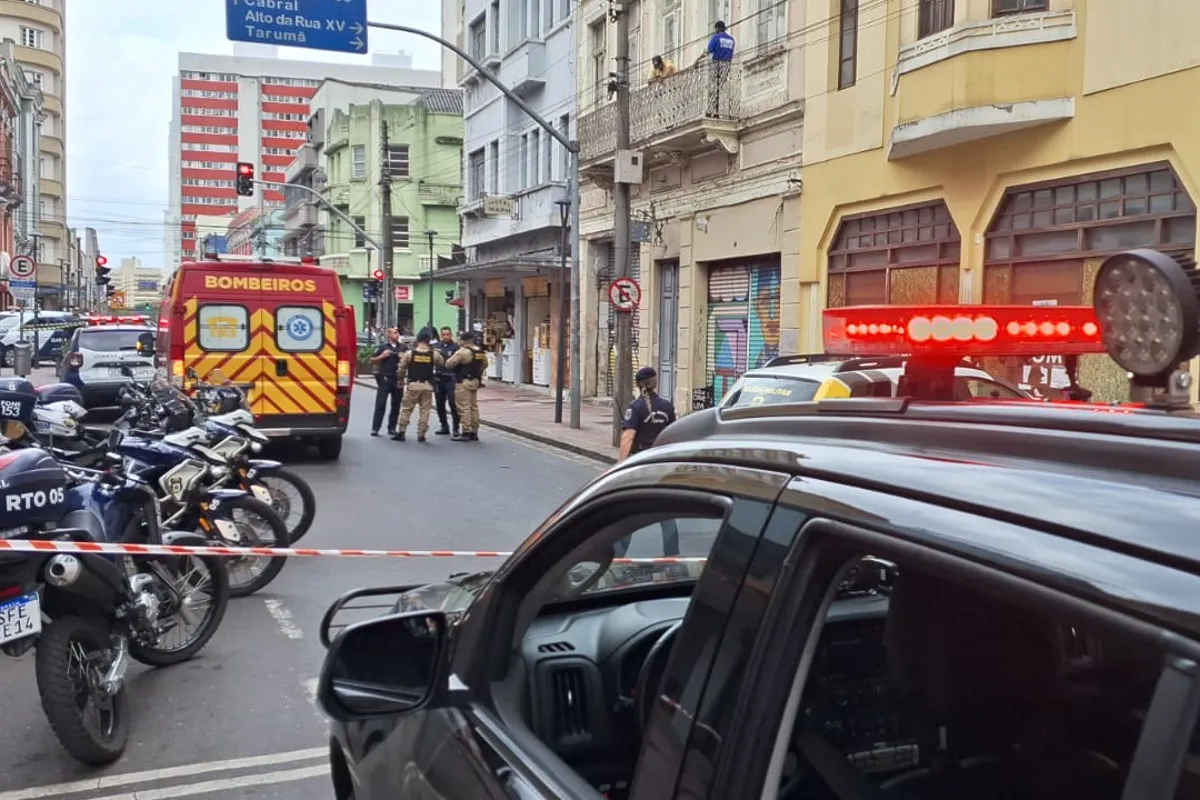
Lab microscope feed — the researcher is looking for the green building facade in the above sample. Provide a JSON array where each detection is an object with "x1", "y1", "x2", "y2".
[{"x1": 318, "y1": 90, "x2": 463, "y2": 334}]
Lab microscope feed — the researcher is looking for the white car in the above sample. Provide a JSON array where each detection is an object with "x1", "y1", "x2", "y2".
[
  {"x1": 0, "y1": 310, "x2": 77, "y2": 367},
  {"x1": 58, "y1": 323, "x2": 157, "y2": 408}
]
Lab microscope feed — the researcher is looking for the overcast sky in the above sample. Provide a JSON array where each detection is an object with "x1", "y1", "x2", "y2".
[{"x1": 64, "y1": 0, "x2": 443, "y2": 271}]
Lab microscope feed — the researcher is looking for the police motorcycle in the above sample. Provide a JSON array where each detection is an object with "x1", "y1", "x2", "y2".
[
  {"x1": 27, "y1": 379, "x2": 292, "y2": 598},
  {"x1": 107, "y1": 369, "x2": 316, "y2": 545},
  {"x1": 0, "y1": 380, "x2": 230, "y2": 767}
]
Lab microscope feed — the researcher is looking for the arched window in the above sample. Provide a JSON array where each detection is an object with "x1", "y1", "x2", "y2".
[{"x1": 827, "y1": 201, "x2": 961, "y2": 307}]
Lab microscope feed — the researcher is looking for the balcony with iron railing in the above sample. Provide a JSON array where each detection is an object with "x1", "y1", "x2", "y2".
[
  {"x1": 0, "y1": 157, "x2": 22, "y2": 208},
  {"x1": 578, "y1": 61, "x2": 744, "y2": 165}
]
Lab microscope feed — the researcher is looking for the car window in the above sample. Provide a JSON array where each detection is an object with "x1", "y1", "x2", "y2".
[
  {"x1": 198, "y1": 304, "x2": 249, "y2": 352},
  {"x1": 78, "y1": 329, "x2": 145, "y2": 352},
  {"x1": 549, "y1": 513, "x2": 720, "y2": 602},
  {"x1": 723, "y1": 376, "x2": 821, "y2": 408},
  {"x1": 955, "y1": 376, "x2": 1027, "y2": 401}
]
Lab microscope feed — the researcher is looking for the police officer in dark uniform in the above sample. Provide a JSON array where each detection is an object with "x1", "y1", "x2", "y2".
[
  {"x1": 618, "y1": 366, "x2": 679, "y2": 555},
  {"x1": 431, "y1": 326, "x2": 460, "y2": 437},
  {"x1": 369, "y1": 327, "x2": 404, "y2": 437}
]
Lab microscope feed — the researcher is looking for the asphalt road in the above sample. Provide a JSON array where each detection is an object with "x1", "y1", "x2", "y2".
[{"x1": 0, "y1": 385, "x2": 605, "y2": 800}]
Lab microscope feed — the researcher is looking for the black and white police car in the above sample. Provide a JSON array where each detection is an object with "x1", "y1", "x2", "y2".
[
  {"x1": 57, "y1": 316, "x2": 157, "y2": 408},
  {"x1": 0, "y1": 310, "x2": 77, "y2": 368}
]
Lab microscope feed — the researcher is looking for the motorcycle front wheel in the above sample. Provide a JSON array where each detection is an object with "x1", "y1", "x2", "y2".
[
  {"x1": 251, "y1": 467, "x2": 316, "y2": 543},
  {"x1": 35, "y1": 616, "x2": 130, "y2": 766},
  {"x1": 208, "y1": 495, "x2": 291, "y2": 598},
  {"x1": 127, "y1": 553, "x2": 230, "y2": 667}
]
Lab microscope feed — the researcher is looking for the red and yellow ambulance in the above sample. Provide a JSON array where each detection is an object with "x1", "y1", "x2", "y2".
[{"x1": 157, "y1": 255, "x2": 356, "y2": 460}]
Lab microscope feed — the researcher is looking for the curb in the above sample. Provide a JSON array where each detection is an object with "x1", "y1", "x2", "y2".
[{"x1": 353, "y1": 377, "x2": 617, "y2": 464}]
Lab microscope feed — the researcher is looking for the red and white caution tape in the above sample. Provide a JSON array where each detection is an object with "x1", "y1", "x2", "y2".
[{"x1": 0, "y1": 538, "x2": 707, "y2": 564}]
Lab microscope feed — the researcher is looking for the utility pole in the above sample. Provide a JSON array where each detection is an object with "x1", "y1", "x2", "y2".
[
  {"x1": 425, "y1": 230, "x2": 437, "y2": 334},
  {"x1": 610, "y1": 1, "x2": 633, "y2": 445},
  {"x1": 380, "y1": 119, "x2": 396, "y2": 330}
]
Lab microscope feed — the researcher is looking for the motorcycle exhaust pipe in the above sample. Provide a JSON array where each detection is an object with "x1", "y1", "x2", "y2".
[{"x1": 42, "y1": 554, "x2": 123, "y2": 614}]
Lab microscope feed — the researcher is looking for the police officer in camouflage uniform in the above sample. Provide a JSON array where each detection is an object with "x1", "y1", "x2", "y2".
[
  {"x1": 392, "y1": 329, "x2": 444, "y2": 442},
  {"x1": 443, "y1": 331, "x2": 488, "y2": 441}
]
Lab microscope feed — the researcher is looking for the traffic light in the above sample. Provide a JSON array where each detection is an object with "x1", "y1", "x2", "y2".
[
  {"x1": 94, "y1": 255, "x2": 110, "y2": 286},
  {"x1": 236, "y1": 162, "x2": 255, "y2": 197}
]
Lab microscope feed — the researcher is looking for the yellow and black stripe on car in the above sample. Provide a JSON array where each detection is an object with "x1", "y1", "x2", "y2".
[{"x1": 812, "y1": 369, "x2": 897, "y2": 400}]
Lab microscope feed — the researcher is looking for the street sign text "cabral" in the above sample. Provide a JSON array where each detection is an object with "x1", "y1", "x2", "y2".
[{"x1": 225, "y1": 0, "x2": 368, "y2": 54}]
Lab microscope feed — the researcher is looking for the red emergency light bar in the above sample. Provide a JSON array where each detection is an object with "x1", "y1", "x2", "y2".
[
  {"x1": 823, "y1": 305, "x2": 1106, "y2": 357},
  {"x1": 86, "y1": 315, "x2": 148, "y2": 325}
]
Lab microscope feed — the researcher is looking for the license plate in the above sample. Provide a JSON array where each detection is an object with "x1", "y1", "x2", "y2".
[
  {"x1": 134, "y1": 368, "x2": 155, "y2": 380},
  {"x1": 250, "y1": 485, "x2": 272, "y2": 504},
  {"x1": 0, "y1": 592, "x2": 41, "y2": 646}
]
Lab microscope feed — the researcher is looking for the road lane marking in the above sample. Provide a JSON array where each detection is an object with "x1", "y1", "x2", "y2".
[
  {"x1": 89, "y1": 765, "x2": 328, "y2": 800},
  {"x1": 301, "y1": 677, "x2": 327, "y2": 723},
  {"x1": 0, "y1": 747, "x2": 326, "y2": 800},
  {"x1": 264, "y1": 597, "x2": 304, "y2": 639}
]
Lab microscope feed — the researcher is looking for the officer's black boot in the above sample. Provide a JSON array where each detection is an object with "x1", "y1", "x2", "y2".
[
  {"x1": 451, "y1": 431, "x2": 469, "y2": 441},
  {"x1": 392, "y1": 430, "x2": 405, "y2": 441},
  {"x1": 435, "y1": 425, "x2": 450, "y2": 435}
]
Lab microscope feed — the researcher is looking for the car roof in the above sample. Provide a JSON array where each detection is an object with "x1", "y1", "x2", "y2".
[
  {"x1": 78, "y1": 325, "x2": 153, "y2": 333},
  {"x1": 742, "y1": 362, "x2": 997, "y2": 382},
  {"x1": 645, "y1": 400, "x2": 1200, "y2": 612}
]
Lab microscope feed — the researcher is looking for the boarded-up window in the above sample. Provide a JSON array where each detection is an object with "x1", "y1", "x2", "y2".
[{"x1": 827, "y1": 201, "x2": 961, "y2": 307}]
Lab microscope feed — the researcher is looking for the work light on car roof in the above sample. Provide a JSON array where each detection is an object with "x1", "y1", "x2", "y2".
[{"x1": 1093, "y1": 248, "x2": 1200, "y2": 378}]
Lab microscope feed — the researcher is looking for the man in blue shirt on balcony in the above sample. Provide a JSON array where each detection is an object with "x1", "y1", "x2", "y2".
[{"x1": 701, "y1": 21, "x2": 735, "y2": 117}]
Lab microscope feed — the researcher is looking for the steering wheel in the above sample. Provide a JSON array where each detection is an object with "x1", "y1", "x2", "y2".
[{"x1": 634, "y1": 620, "x2": 683, "y2": 731}]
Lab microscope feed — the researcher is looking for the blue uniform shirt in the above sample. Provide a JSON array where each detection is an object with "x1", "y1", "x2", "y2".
[
  {"x1": 432, "y1": 340, "x2": 459, "y2": 378},
  {"x1": 373, "y1": 342, "x2": 402, "y2": 378},
  {"x1": 707, "y1": 31, "x2": 736, "y2": 61},
  {"x1": 622, "y1": 393, "x2": 677, "y2": 454}
]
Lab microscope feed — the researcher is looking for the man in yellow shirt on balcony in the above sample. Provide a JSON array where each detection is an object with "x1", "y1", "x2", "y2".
[{"x1": 648, "y1": 55, "x2": 677, "y2": 84}]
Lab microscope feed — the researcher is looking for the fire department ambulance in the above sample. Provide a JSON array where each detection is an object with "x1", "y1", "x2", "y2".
[{"x1": 157, "y1": 254, "x2": 357, "y2": 460}]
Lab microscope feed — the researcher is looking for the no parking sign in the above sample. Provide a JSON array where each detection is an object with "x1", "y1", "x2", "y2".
[{"x1": 608, "y1": 277, "x2": 641, "y2": 312}]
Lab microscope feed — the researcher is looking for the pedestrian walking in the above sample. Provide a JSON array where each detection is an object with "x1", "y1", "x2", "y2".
[
  {"x1": 432, "y1": 326, "x2": 461, "y2": 437},
  {"x1": 444, "y1": 331, "x2": 489, "y2": 442},
  {"x1": 392, "y1": 329, "x2": 444, "y2": 443},
  {"x1": 369, "y1": 327, "x2": 404, "y2": 437},
  {"x1": 617, "y1": 367, "x2": 680, "y2": 556}
]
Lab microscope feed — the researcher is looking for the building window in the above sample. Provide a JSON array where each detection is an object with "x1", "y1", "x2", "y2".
[
  {"x1": 918, "y1": 0, "x2": 954, "y2": 38},
  {"x1": 662, "y1": 0, "x2": 681, "y2": 64},
  {"x1": 386, "y1": 145, "x2": 409, "y2": 178},
  {"x1": 558, "y1": 114, "x2": 570, "y2": 180},
  {"x1": 838, "y1": 0, "x2": 858, "y2": 89},
  {"x1": 351, "y1": 144, "x2": 366, "y2": 179},
  {"x1": 488, "y1": 140, "x2": 499, "y2": 194},
  {"x1": 992, "y1": 0, "x2": 1049, "y2": 15},
  {"x1": 24, "y1": 70, "x2": 42, "y2": 89},
  {"x1": 984, "y1": 165, "x2": 1198, "y2": 269},
  {"x1": 468, "y1": 148, "x2": 486, "y2": 200},
  {"x1": 352, "y1": 216, "x2": 366, "y2": 248},
  {"x1": 828, "y1": 202, "x2": 962, "y2": 307},
  {"x1": 590, "y1": 19, "x2": 608, "y2": 104},
  {"x1": 20, "y1": 27, "x2": 44, "y2": 49},
  {"x1": 469, "y1": 18, "x2": 487, "y2": 61},
  {"x1": 519, "y1": 133, "x2": 530, "y2": 190},
  {"x1": 755, "y1": 0, "x2": 787, "y2": 50},
  {"x1": 390, "y1": 216, "x2": 410, "y2": 249}
]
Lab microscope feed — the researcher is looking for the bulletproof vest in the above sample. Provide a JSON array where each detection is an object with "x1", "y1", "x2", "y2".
[
  {"x1": 458, "y1": 345, "x2": 487, "y2": 381},
  {"x1": 407, "y1": 348, "x2": 436, "y2": 383}
]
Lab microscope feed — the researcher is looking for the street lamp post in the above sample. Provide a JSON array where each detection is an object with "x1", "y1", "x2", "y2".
[
  {"x1": 554, "y1": 198, "x2": 570, "y2": 424},
  {"x1": 425, "y1": 230, "x2": 437, "y2": 334}
]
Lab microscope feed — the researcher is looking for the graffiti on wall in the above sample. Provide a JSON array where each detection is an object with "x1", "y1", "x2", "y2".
[{"x1": 749, "y1": 267, "x2": 781, "y2": 369}]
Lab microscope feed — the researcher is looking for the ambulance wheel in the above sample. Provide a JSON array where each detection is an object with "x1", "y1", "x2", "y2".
[{"x1": 317, "y1": 436, "x2": 342, "y2": 461}]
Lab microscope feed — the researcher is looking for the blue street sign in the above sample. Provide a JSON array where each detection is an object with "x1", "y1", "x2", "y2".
[
  {"x1": 9, "y1": 280, "x2": 34, "y2": 290},
  {"x1": 225, "y1": 0, "x2": 368, "y2": 54}
]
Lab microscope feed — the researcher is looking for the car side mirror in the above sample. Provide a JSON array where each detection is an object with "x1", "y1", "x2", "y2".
[
  {"x1": 136, "y1": 332, "x2": 155, "y2": 354},
  {"x1": 107, "y1": 428, "x2": 123, "y2": 450},
  {"x1": 317, "y1": 610, "x2": 448, "y2": 722},
  {"x1": 186, "y1": 366, "x2": 198, "y2": 380}
]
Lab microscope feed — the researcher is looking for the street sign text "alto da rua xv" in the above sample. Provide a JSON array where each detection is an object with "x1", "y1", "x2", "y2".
[{"x1": 225, "y1": 0, "x2": 368, "y2": 54}]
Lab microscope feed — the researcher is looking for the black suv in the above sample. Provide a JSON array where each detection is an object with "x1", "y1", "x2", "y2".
[{"x1": 315, "y1": 248, "x2": 1200, "y2": 800}]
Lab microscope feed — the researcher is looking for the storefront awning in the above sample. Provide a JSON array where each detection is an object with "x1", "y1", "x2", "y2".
[{"x1": 434, "y1": 258, "x2": 564, "y2": 281}]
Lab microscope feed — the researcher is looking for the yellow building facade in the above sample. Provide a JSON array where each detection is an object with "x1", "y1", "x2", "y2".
[{"x1": 799, "y1": 0, "x2": 1200, "y2": 399}]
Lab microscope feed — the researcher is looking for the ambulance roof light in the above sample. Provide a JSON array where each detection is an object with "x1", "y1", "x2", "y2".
[{"x1": 823, "y1": 305, "x2": 1105, "y2": 358}]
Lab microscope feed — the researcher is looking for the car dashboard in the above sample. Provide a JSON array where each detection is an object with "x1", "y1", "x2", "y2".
[{"x1": 520, "y1": 570, "x2": 906, "y2": 799}]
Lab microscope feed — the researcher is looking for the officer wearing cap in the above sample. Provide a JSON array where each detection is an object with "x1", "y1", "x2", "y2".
[
  {"x1": 392, "y1": 329, "x2": 444, "y2": 443},
  {"x1": 618, "y1": 366, "x2": 679, "y2": 556},
  {"x1": 443, "y1": 330, "x2": 489, "y2": 441}
]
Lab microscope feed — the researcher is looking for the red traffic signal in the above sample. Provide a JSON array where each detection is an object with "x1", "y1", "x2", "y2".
[
  {"x1": 372, "y1": 270, "x2": 385, "y2": 281},
  {"x1": 96, "y1": 255, "x2": 107, "y2": 267},
  {"x1": 237, "y1": 163, "x2": 253, "y2": 176},
  {"x1": 236, "y1": 162, "x2": 255, "y2": 197}
]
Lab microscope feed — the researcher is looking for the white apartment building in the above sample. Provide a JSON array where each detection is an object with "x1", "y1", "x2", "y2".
[
  {"x1": 451, "y1": 0, "x2": 575, "y2": 389},
  {"x1": 0, "y1": 0, "x2": 66, "y2": 294},
  {"x1": 575, "y1": 0, "x2": 803, "y2": 408},
  {"x1": 165, "y1": 44, "x2": 441, "y2": 270}
]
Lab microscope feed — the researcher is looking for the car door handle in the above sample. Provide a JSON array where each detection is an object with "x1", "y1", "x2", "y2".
[{"x1": 275, "y1": 359, "x2": 287, "y2": 377}]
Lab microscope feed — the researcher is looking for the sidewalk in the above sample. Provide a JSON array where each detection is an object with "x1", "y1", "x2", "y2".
[{"x1": 354, "y1": 377, "x2": 619, "y2": 462}]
